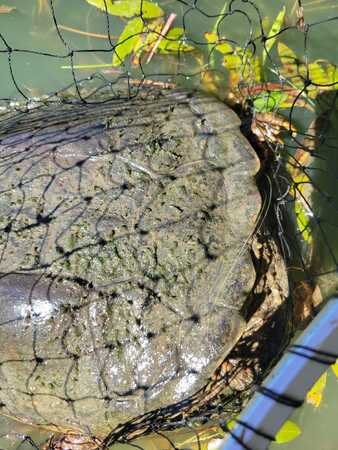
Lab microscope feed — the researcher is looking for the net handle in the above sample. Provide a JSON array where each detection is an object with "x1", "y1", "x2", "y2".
[{"x1": 220, "y1": 296, "x2": 338, "y2": 450}]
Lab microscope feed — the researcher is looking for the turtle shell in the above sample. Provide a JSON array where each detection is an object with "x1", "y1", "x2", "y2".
[{"x1": 0, "y1": 88, "x2": 260, "y2": 435}]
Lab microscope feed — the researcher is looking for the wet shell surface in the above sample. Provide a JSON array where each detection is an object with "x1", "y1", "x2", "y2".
[{"x1": 0, "y1": 88, "x2": 261, "y2": 435}]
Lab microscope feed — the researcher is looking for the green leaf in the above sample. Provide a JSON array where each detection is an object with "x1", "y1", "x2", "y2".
[
  {"x1": 252, "y1": 90, "x2": 289, "y2": 113},
  {"x1": 263, "y1": 6, "x2": 286, "y2": 65},
  {"x1": 85, "y1": 0, "x2": 163, "y2": 19},
  {"x1": 157, "y1": 28, "x2": 194, "y2": 53},
  {"x1": 112, "y1": 17, "x2": 144, "y2": 66},
  {"x1": 290, "y1": 174, "x2": 314, "y2": 244},
  {"x1": 275, "y1": 420, "x2": 301, "y2": 444},
  {"x1": 295, "y1": 201, "x2": 312, "y2": 243}
]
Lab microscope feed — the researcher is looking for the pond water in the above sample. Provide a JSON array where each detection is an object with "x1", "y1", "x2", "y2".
[{"x1": 0, "y1": 0, "x2": 337, "y2": 449}]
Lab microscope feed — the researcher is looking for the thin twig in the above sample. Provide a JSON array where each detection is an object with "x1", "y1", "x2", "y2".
[
  {"x1": 129, "y1": 79, "x2": 176, "y2": 88},
  {"x1": 0, "y1": 5, "x2": 16, "y2": 13},
  {"x1": 303, "y1": 0, "x2": 330, "y2": 6},
  {"x1": 146, "y1": 13, "x2": 177, "y2": 64},
  {"x1": 37, "y1": 0, "x2": 48, "y2": 15},
  {"x1": 306, "y1": 4, "x2": 338, "y2": 10},
  {"x1": 58, "y1": 24, "x2": 116, "y2": 40}
]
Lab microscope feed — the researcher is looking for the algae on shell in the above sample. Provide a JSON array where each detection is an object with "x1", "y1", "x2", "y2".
[{"x1": 0, "y1": 89, "x2": 260, "y2": 434}]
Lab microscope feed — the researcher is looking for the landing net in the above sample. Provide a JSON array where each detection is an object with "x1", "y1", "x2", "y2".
[{"x1": 0, "y1": 1, "x2": 337, "y2": 449}]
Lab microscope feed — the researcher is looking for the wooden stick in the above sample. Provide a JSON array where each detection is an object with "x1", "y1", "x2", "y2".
[{"x1": 146, "y1": 13, "x2": 177, "y2": 64}]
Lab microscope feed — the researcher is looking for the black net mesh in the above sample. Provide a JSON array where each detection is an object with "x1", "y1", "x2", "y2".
[{"x1": 0, "y1": 1, "x2": 337, "y2": 449}]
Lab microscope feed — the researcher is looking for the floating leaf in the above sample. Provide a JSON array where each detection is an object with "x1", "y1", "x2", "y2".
[
  {"x1": 157, "y1": 28, "x2": 194, "y2": 53},
  {"x1": 306, "y1": 371, "x2": 327, "y2": 408},
  {"x1": 214, "y1": 40, "x2": 233, "y2": 54},
  {"x1": 112, "y1": 17, "x2": 144, "y2": 66},
  {"x1": 263, "y1": 6, "x2": 286, "y2": 65},
  {"x1": 85, "y1": 0, "x2": 163, "y2": 19},
  {"x1": 332, "y1": 361, "x2": 338, "y2": 378},
  {"x1": 275, "y1": 420, "x2": 301, "y2": 444},
  {"x1": 204, "y1": 31, "x2": 217, "y2": 43},
  {"x1": 204, "y1": 32, "x2": 233, "y2": 54}
]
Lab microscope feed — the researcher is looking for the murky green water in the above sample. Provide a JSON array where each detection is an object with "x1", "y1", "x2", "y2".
[
  {"x1": 0, "y1": 0, "x2": 337, "y2": 448},
  {"x1": 1, "y1": 0, "x2": 337, "y2": 99}
]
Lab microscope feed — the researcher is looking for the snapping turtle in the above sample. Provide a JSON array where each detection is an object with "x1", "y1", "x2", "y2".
[{"x1": 0, "y1": 88, "x2": 264, "y2": 444}]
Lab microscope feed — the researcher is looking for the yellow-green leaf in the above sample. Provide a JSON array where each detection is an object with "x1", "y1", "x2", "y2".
[
  {"x1": 223, "y1": 53, "x2": 242, "y2": 71},
  {"x1": 309, "y1": 62, "x2": 329, "y2": 84},
  {"x1": 224, "y1": 419, "x2": 236, "y2": 431},
  {"x1": 262, "y1": 16, "x2": 270, "y2": 34},
  {"x1": 85, "y1": 0, "x2": 163, "y2": 19},
  {"x1": 306, "y1": 371, "x2": 327, "y2": 407},
  {"x1": 289, "y1": 172, "x2": 313, "y2": 244},
  {"x1": 298, "y1": 62, "x2": 329, "y2": 85},
  {"x1": 222, "y1": 46, "x2": 261, "y2": 86},
  {"x1": 327, "y1": 64, "x2": 338, "y2": 85},
  {"x1": 204, "y1": 31, "x2": 217, "y2": 44},
  {"x1": 263, "y1": 6, "x2": 286, "y2": 64},
  {"x1": 112, "y1": 17, "x2": 144, "y2": 66},
  {"x1": 157, "y1": 28, "x2": 194, "y2": 53},
  {"x1": 134, "y1": 20, "x2": 163, "y2": 56},
  {"x1": 295, "y1": 199, "x2": 312, "y2": 243},
  {"x1": 275, "y1": 420, "x2": 301, "y2": 444},
  {"x1": 331, "y1": 360, "x2": 338, "y2": 378},
  {"x1": 277, "y1": 42, "x2": 297, "y2": 66},
  {"x1": 277, "y1": 42, "x2": 298, "y2": 79},
  {"x1": 253, "y1": 57, "x2": 262, "y2": 82},
  {"x1": 216, "y1": 41, "x2": 234, "y2": 54},
  {"x1": 204, "y1": 32, "x2": 233, "y2": 54}
]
